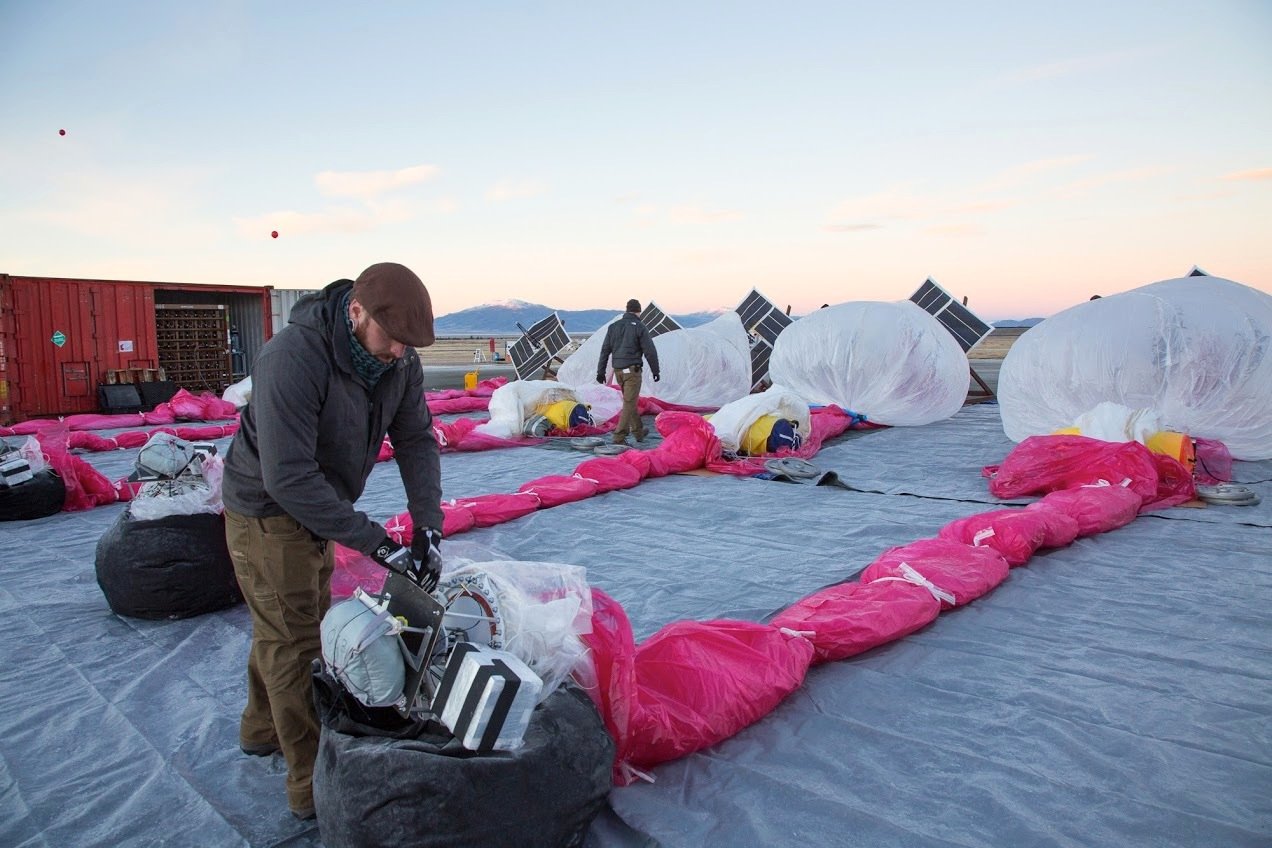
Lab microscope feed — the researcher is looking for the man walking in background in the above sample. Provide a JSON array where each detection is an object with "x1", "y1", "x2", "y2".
[
  {"x1": 221, "y1": 262, "x2": 445, "y2": 820},
  {"x1": 597, "y1": 298, "x2": 660, "y2": 444}
]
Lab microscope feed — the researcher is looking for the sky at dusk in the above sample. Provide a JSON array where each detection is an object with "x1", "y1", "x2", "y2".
[{"x1": 2, "y1": 2, "x2": 1270, "y2": 321}]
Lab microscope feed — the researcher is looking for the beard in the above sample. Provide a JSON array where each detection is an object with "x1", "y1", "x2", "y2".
[{"x1": 351, "y1": 311, "x2": 400, "y2": 363}]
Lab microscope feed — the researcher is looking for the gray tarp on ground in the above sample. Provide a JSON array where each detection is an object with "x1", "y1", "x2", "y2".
[{"x1": 0, "y1": 404, "x2": 1268, "y2": 847}]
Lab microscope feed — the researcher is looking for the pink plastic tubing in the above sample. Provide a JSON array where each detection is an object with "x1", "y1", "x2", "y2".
[
  {"x1": 583, "y1": 587, "x2": 814, "y2": 784},
  {"x1": 1, "y1": 388, "x2": 237, "y2": 438}
]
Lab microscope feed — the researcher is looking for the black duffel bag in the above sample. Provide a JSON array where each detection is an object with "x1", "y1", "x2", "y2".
[
  {"x1": 95, "y1": 508, "x2": 242, "y2": 619},
  {"x1": 0, "y1": 469, "x2": 66, "y2": 522},
  {"x1": 312, "y1": 667, "x2": 615, "y2": 848}
]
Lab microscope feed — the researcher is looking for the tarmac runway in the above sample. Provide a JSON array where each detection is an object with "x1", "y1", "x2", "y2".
[{"x1": 424, "y1": 361, "x2": 1005, "y2": 397}]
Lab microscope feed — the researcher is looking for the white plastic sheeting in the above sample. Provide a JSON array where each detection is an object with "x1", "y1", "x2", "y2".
[
  {"x1": 558, "y1": 313, "x2": 752, "y2": 409},
  {"x1": 768, "y1": 301, "x2": 969, "y2": 426},
  {"x1": 476, "y1": 380, "x2": 579, "y2": 439},
  {"x1": 706, "y1": 385, "x2": 811, "y2": 454},
  {"x1": 557, "y1": 316, "x2": 619, "y2": 388},
  {"x1": 440, "y1": 560, "x2": 593, "y2": 703},
  {"x1": 1069, "y1": 401, "x2": 1164, "y2": 444},
  {"x1": 222, "y1": 376, "x2": 252, "y2": 409},
  {"x1": 999, "y1": 276, "x2": 1272, "y2": 460}
]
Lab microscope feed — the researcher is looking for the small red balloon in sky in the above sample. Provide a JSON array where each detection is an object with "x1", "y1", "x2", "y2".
[
  {"x1": 59, "y1": 129, "x2": 66, "y2": 136},
  {"x1": 271, "y1": 230, "x2": 279, "y2": 239}
]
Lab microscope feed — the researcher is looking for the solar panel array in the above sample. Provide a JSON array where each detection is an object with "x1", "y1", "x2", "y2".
[
  {"x1": 508, "y1": 312, "x2": 571, "y2": 380},
  {"x1": 639, "y1": 302, "x2": 682, "y2": 338},
  {"x1": 735, "y1": 289, "x2": 792, "y2": 389},
  {"x1": 908, "y1": 278, "x2": 993, "y2": 352}
]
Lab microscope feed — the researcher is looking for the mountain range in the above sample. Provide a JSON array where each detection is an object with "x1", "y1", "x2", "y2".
[
  {"x1": 433, "y1": 299, "x2": 1043, "y2": 335},
  {"x1": 433, "y1": 299, "x2": 721, "y2": 335}
]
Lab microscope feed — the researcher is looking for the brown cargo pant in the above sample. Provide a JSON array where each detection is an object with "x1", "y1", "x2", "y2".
[
  {"x1": 614, "y1": 366, "x2": 646, "y2": 442},
  {"x1": 224, "y1": 509, "x2": 333, "y2": 815}
]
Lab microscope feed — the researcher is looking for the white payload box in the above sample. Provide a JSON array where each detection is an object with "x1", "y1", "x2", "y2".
[{"x1": 432, "y1": 642, "x2": 543, "y2": 752}]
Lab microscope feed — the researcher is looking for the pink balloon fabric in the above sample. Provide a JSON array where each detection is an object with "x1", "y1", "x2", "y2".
[
  {"x1": 984, "y1": 434, "x2": 1194, "y2": 509},
  {"x1": 860, "y1": 538, "x2": 1011, "y2": 608},
  {"x1": 770, "y1": 579, "x2": 941, "y2": 665},
  {"x1": 517, "y1": 475, "x2": 600, "y2": 508},
  {"x1": 581, "y1": 588, "x2": 814, "y2": 784}
]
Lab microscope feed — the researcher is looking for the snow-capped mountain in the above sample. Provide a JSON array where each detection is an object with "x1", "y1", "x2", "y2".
[{"x1": 434, "y1": 301, "x2": 719, "y2": 335}]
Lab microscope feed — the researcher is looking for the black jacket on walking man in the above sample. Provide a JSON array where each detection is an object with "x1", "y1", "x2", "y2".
[
  {"x1": 221, "y1": 262, "x2": 444, "y2": 820},
  {"x1": 597, "y1": 299, "x2": 660, "y2": 444}
]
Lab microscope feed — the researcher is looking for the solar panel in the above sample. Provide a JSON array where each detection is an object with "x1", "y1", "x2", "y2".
[
  {"x1": 734, "y1": 289, "x2": 792, "y2": 389},
  {"x1": 509, "y1": 312, "x2": 571, "y2": 380},
  {"x1": 908, "y1": 278, "x2": 993, "y2": 352},
  {"x1": 639, "y1": 302, "x2": 682, "y2": 338},
  {"x1": 737, "y1": 289, "x2": 792, "y2": 345}
]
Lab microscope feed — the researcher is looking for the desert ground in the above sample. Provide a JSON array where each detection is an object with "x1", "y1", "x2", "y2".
[{"x1": 418, "y1": 327, "x2": 1027, "y2": 367}]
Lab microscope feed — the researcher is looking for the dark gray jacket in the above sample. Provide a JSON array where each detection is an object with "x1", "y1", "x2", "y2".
[
  {"x1": 598, "y1": 312, "x2": 660, "y2": 376},
  {"x1": 222, "y1": 280, "x2": 442, "y2": 554}
]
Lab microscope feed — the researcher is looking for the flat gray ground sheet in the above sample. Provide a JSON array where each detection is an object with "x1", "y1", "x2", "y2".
[{"x1": 1, "y1": 404, "x2": 1269, "y2": 847}]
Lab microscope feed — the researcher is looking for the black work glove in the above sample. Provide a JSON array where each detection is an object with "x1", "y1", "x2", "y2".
[
  {"x1": 596, "y1": 372, "x2": 605, "y2": 384},
  {"x1": 410, "y1": 527, "x2": 444, "y2": 592},
  {"x1": 652, "y1": 373, "x2": 661, "y2": 382},
  {"x1": 371, "y1": 534, "x2": 439, "y2": 592}
]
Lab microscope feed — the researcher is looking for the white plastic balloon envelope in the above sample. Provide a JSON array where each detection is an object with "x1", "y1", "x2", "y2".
[
  {"x1": 768, "y1": 301, "x2": 968, "y2": 426},
  {"x1": 997, "y1": 276, "x2": 1272, "y2": 460}
]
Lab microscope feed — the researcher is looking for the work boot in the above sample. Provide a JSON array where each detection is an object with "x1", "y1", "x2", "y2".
[
  {"x1": 240, "y1": 739, "x2": 281, "y2": 757},
  {"x1": 634, "y1": 429, "x2": 648, "y2": 443},
  {"x1": 612, "y1": 434, "x2": 628, "y2": 445},
  {"x1": 291, "y1": 804, "x2": 316, "y2": 821}
]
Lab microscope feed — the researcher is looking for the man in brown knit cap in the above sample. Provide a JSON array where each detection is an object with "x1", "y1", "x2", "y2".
[{"x1": 222, "y1": 262, "x2": 444, "y2": 820}]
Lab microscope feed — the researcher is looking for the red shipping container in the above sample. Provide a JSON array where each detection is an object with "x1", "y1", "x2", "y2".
[{"x1": 1, "y1": 274, "x2": 275, "y2": 424}]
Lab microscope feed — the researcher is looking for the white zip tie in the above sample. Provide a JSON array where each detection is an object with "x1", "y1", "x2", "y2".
[
  {"x1": 899, "y1": 563, "x2": 956, "y2": 606},
  {"x1": 869, "y1": 563, "x2": 956, "y2": 606},
  {"x1": 621, "y1": 762, "x2": 657, "y2": 784}
]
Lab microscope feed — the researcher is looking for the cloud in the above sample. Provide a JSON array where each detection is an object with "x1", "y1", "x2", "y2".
[
  {"x1": 233, "y1": 201, "x2": 413, "y2": 238},
  {"x1": 976, "y1": 155, "x2": 1093, "y2": 193},
  {"x1": 487, "y1": 179, "x2": 548, "y2": 202},
  {"x1": 237, "y1": 168, "x2": 455, "y2": 239},
  {"x1": 827, "y1": 161, "x2": 1174, "y2": 231},
  {"x1": 926, "y1": 223, "x2": 983, "y2": 237},
  {"x1": 828, "y1": 185, "x2": 933, "y2": 223},
  {"x1": 950, "y1": 199, "x2": 1018, "y2": 215},
  {"x1": 825, "y1": 185, "x2": 1015, "y2": 228},
  {"x1": 1221, "y1": 167, "x2": 1272, "y2": 182},
  {"x1": 823, "y1": 223, "x2": 883, "y2": 233},
  {"x1": 666, "y1": 204, "x2": 743, "y2": 225},
  {"x1": 23, "y1": 165, "x2": 217, "y2": 242},
  {"x1": 314, "y1": 164, "x2": 440, "y2": 199},
  {"x1": 1055, "y1": 165, "x2": 1172, "y2": 198},
  {"x1": 624, "y1": 201, "x2": 743, "y2": 226},
  {"x1": 998, "y1": 47, "x2": 1164, "y2": 85}
]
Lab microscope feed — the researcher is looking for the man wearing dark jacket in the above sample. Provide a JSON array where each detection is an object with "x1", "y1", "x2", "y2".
[
  {"x1": 221, "y1": 262, "x2": 444, "y2": 820},
  {"x1": 597, "y1": 299, "x2": 660, "y2": 444}
]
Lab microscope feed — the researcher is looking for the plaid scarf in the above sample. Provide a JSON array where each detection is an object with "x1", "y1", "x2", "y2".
[{"x1": 342, "y1": 290, "x2": 392, "y2": 385}]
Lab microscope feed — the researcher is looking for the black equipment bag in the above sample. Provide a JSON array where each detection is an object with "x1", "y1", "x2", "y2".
[
  {"x1": 312, "y1": 666, "x2": 614, "y2": 848},
  {"x1": 0, "y1": 470, "x2": 66, "y2": 522},
  {"x1": 95, "y1": 509, "x2": 242, "y2": 619}
]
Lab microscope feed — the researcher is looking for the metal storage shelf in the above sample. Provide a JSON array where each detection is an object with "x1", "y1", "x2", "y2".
[{"x1": 155, "y1": 304, "x2": 232, "y2": 392}]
